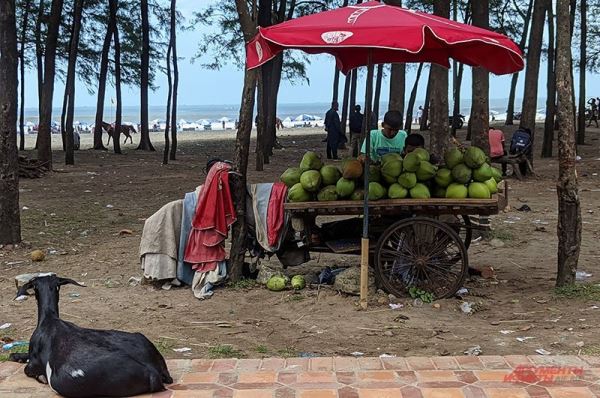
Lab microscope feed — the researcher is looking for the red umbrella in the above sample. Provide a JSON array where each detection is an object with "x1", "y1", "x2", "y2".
[
  {"x1": 246, "y1": 1, "x2": 523, "y2": 308},
  {"x1": 247, "y1": 1, "x2": 523, "y2": 75}
]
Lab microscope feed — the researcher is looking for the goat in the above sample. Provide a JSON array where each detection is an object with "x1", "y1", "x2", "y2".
[{"x1": 10, "y1": 275, "x2": 172, "y2": 397}]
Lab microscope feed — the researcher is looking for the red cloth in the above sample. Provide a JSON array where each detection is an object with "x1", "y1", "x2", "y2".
[
  {"x1": 246, "y1": 1, "x2": 523, "y2": 75},
  {"x1": 489, "y1": 129, "x2": 505, "y2": 158},
  {"x1": 267, "y1": 182, "x2": 288, "y2": 247},
  {"x1": 184, "y1": 162, "x2": 237, "y2": 272}
]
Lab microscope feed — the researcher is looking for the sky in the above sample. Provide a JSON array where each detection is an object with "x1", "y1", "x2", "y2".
[{"x1": 23, "y1": 0, "x2": 600, "y2": 112}]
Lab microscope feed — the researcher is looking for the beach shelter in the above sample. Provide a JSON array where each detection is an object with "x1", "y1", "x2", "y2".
[{"x1": 246, "y1": 1, "x2": 523, "y2": 308}]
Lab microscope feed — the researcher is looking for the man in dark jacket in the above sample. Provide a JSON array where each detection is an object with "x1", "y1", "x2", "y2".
[
  {"x1": 324, "y1": 101, "x2": 342, "y2": 159},
  {"x1": 349, "y1": 104, "x2": 364, "y2": 157}
]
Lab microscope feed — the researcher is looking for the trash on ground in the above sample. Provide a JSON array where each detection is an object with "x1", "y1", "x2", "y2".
[
  {"x1": 68, "y1": 293, "x2": 80, "y2": 298},
  {"x1": 413, "y1": 298, "x2": 424, "y2": 307},
  {"x1": 172, "y1": 347, "x2": 191, "y2": 353},
  {"x1": 460, "y1": 302, "x2": 473, "y2": 314},
  {"x1": 351, "y1": 351, "x2": 365, "y2": 357},
  {"x1": 589, "y1": 305, "x2": 599, "y2": 310},
  {"x1": 2, "y1": 341, "x2": 28, "y2": 351},
  {"x1": 379, "y1": 353, "x2": 395, "y2": 358},
  {"x1": 456, "y1": 287, "x2": 469, "y2": 296},
  {"x1": 0, "y1": 323, "x2": 11, "y2": 330},
  {"x1": 576, "y1": 271, "x2": 592, "y2": 281},
  {"x1": 500, "y1": 330, "x2": 514, "y2": 335},
  {"x1": 464, "y1": 345, "x2": 482, "y2": 356},
  {"x1": 576, "y1": 341, "x2": 585, "y2": 348},
  {"x1": 119, "y1": 229, "x2": 134, "y2": 236},
  {"x1": 106, "y1": 204, "x2": 114, "y2": 208},
  {"x1": 318, "y1": 266, "x2": 344, "y2": 285},
  {"x1": 516, "y1": 337, "x2": 535, "y2": 342},
  {"x1": 22, "y1": 206, "x2": 29, "y2": 210},
  {"x1": 128, "y1": 276, "x2": 142, "y2": 286},
  {"x1": 389, "y1": 303, "x2": 403, "y2": 310},
  {"x1": 535, "y1": 348, "x2": 551, "y2": 355},
  {"x1": 516, "y1": 204, "x2": 531, "y2": 212},
  {"x1": 299, "y1": 352, "x2": 318, "y2": 358}
]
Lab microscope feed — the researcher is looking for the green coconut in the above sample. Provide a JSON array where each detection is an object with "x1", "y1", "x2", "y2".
[
  {"x1": 445, "y1": 183, "x2": 468, "y2": 199},
  {"x1": 434, "y1": 168, "x2": 454, "y2": 188},
  {"x1": 490, "y1": 166, "x2": 503, "y2": 183},
  {"x1": 336, "y1": 177, "x2": 356, "y2": 198},
  {"x1": 468, "y1": 182, "x2": 491, "y2": 199},
  {"x1": 413, "y1": 148, "x2": 430, "y2": 162},
  {"x1": 409, "y1": 183, "x2": 431, "y2": 199},
  {"x1": 381, "y1": 159, "x2": 403, "y2": 179},
  {"x1": 317, "y1": 185, "x2": 338, "y2": 201},
  {"x1": 403, "y1": 152, "x2": 421, "y2": 172},
  {"x1": 452, "y1": 164, "x2": 473, "y2": 184},
  {"x1": 288, "y1": 183, "x2": 312, "y2": 202},
  {"x1": 472, "y1": 163, "x2": 493, "y2": 182},
  {"x1": 299, "y1": 151, "x2": 323, "y2": 171},
  {"x1": 416, "y1": 161, "x2": 437, "y2": 182},
  {"x1": 280, "y1": 167, "x2": 303, "y2": 188},
  {"x1": 368, "y1": 182, "x2": 386, "y2": 200},
  {"x1": 350, "y1": 189, "x2": 365, "y2": 201},
  {"x1": 266, "y1": 276, "x2": 287, "y2": 291},
  {"x1": 484, "y1": 177, "x2": 498, "y2": 194},
  {"x1": 464, "y1": 146, "x2": 487, "y2": 169},
  {"x1": 398, "y1": 172, "x2": 418, "y2": 189},
  {"x1": 369, "y1": 165, "x2": 382, "y2": 183},
  {"x1": 388, "y1": 183, "x2": 408, "y2": 199},
  {"x1": 444, "y1": 148, "x2": 464, "y2": 169},
  {"x1": 291, "y1": 275, "x2": 306, "y2": 290},
  {"x1": 300, "y1": 170, "x2": 322, "y2": 192},
  {"x1": 381, "y1": 152, "x2": 403, "y2": 165},
  {"x1": 320, "y1": 165, "x2": 342, "y2": 186}
]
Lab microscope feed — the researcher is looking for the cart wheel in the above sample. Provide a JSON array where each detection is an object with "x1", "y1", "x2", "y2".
[
  {"x1": 438, "y1": 215, "x2": 472, "y2": 250},
  {"x1": 374, "y1": 217, "x2": 468, "y2": 299}
]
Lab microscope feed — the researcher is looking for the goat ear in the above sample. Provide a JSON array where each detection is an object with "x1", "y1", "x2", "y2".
[
  {"x1": 15, "y1": 281, "x2": 34, "y2": 301},
  {"x1": 57, "y1": 278, "x2": 86, "y2": 288}
]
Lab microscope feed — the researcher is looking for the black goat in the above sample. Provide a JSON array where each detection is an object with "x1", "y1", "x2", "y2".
[{"x1": 10, "y1": 275, "x2": 172, "y2": 397}]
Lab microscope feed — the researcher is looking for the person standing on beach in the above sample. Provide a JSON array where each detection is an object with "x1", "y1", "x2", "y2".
[
  {"x1": 349, "y1": 104, "x2": 364, "y2": 157},
  {"x1": 588, "y1": 98, "x2": 599, "y2": 128},
  {"x1": 324, "y1": 101, "x2": 342, "y2": 159},
  {"x1": 416, "y1": 106, "x2": 423, "y2": 125}
]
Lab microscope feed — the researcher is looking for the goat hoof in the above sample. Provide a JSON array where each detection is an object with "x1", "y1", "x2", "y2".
[{"x1": 8, "y1": 353, "x2": 29, "y2": 363}]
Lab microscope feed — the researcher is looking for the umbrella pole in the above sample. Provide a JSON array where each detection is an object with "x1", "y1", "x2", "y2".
[{"x1": 360, "y1": 52, "x2": 375, "y2": 310}]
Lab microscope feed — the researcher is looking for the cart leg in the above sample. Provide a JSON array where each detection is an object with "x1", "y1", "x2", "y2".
[{"x1": 360, "y1": 238, "x2": 370, "y2": 309}]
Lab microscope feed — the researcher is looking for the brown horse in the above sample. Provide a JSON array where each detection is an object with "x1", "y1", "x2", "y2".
[{"x1": 103, "y1": 122, "x2": 137, "y2": 145}]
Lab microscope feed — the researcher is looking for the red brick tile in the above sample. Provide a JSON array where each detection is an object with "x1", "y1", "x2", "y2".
[
  {"x1": 170, "y1": 383, "x2": 222, "y2": 391},
  {"x1": 213, "y1": 388, "x2": 234, "y2": 398},
  {"x1": 357, "y1": 388, "x2": 404, "y2": 398},
  {"x1": 546, "y1": 387, "x2": 595, "y2": 398},
  {"x1": 357, "y1": 371, "x2": 397, "y2": 382},
  {"x1": 278, "y1": 372, "x2": 298, "y2": 385},
  {"x1": 504, "y1": 355, "x2": 532, "y2": 368},
  {"x1": 526, "y1": 385, "x2": 551, "y2": 398},
  {"x1": 474, "y1": 370, "x2": 512, "y2": 381},
  {"x1": 381, "y1": 357, "x2": 409, "y2": 370},
  {"x1": 238, "y1": 371, "x2": 277, "y2": 384},
  {"x1": 233, "y1": 390, "x2": 275, "y2": 398},
  {"x1": 580, "y1": 356, "x2": 600, "y2": 367},
  {"x1": 310, "y1": 357, "x2": 334, "y2": 372},
  {"x1": 336, "y1": 371, "x2": 356, "y2": 385},
  {"x1": 395, "y1": 370, "x2": 418, "y2": 384},
  {"x1": 417, "y1": 381, "x2": 466, "y2": 389},
  {"x1": 219, "y1": 373, "x2": 239, "y2": 385},
  {"x1": 486, "y1": 388, "x2": 528, "y2": 398},
  {"x1": 190, "y1": 359, "x2": 213, "y2": 372},
  {"x1": 337, "y1": 386, "x2": 359, "y2": 398},
  {"x1": 431, "y1": 357, "x2": 460, "y2": 370},
  {"x1": 462, "y1": 385, "x2": 487, "y2": 398},
  {"x1": 171, "y1": 391, "x2": 216, "y2": 398},
  {"x1": 151, "y1": 391, "x2": 174, "y2": 398},
  {"x1": 455, "y1": 371, "x2": 478, "y2": 384},
  {"x1": 181, "y1": 372, "x2": 219, "y2": 384},
  {"x1": 358, "y1": 357, "x2": 383, "y2": 370},
  {"x1": 237, "y1": 359, "x2": 262, "y2": 371},
  {"x1": 297, "y1": 389, "x2": 337, "y2": 398},
  {"x1": 406, "y1": 357, "x2": 436, "y2": 370},
  {"x1": 421, "y1": 388, "x2": 465, "y2": 398},
  {"x1": 401, "y1": 386, "x2": 424, "y2": 398},
  {"x1": 285, "y1": 358, "x2": 309, "y2": 371},
  {"x1": 275, "y1": 387, "x2": 296, "y2": 398},
  {"x1": 417, "y1": 370, "x2": 459, "y2": 382},
  {"x1": 211, "y1": 359, "x2": 238, "y2": 372},
  {"x1": 479, "y1": 356, "x2": 510, "y2": 369},
  {"x1": 456, "y1": 356, "x2": 484, "y2": 370},
  {"x1": 231, "y1": 382, "x2": 281, "y2": 390},
  {"x1": 296, "y1": 372, "x2": 336, "y2": 384},
  {"x1": 261, "y1": 358, "x2": 286, "y2": 371},
  {"x1": 334, "y1": 357, "x2": 360, "y2": 371}
]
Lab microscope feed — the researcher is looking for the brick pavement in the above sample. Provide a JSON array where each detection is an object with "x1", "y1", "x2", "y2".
[{"x1": 1, "y1": 355, "x2": 599, "y2": 397}]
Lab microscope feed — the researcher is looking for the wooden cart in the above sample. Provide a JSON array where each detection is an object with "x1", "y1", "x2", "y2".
[{"x1": 283, "y1": 182, "x2": 508, "y2": 299}]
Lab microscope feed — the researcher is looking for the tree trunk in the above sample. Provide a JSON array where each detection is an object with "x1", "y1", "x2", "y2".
[
  {"x1": 340, "y1": 70, "x2": 351, "y2": 139},
  {"x1": 332, "y1": 67, "x2": 340, "y2": 103},
  {"x1": 350, "y1": 68, "x2": 357, "y2": 112},
  {"x1": 576, "y1": 0, "x2": 586, "y2": 145},
  {"x1": 451, "y1": 62, "x2": 464, "y2": 136},
  {"x1": 372, "y1": 64, "x2": 384, "y2": 129},
  {"x1": 0, "y1": 0, "x2": 21, "y2": 245},
  {"x1": 541, "y1": 0, "x2": 555, "y2": 158},
  {"x1": 37, "y1": 0, "x2": 65, "y2": 169},
  {"x1": 35, "y1": 0, "x2": 44, "y2": 114},
  {"x1": 470, "y1": 0, "x2": 489, "y2": 154},
  {"x1": 265, "y1": 52, "x2": 282, "y2": 159},
  {"x1": 506, "y1": 0, "x2": 534, "y2": 125},
  {"x1": 65, "y1": 0, "x2": 84, "y2": 165},
  {"x1": 60, "y1": 75, "x2": 68, "y2": 151},
  {"x1": 111, "y1": 0, "x2": 122, "y2": 155},
  {"x1": 429, "y1": 1, "x2": 450, "y2": 157},
  {"x1": 420, "y1": 71, "x2": 432, "y2": 131},
  {"x1": 404, "y1": 63, "x2": 424, "y2": 132},
  {"x1": 519, "y1": 0, "x2": 546, "y2": 166},
  {"x1": 19, "y1": 0, "x2": 33, "y2": 151},
  {"x1": 388, "y1": 63, "x2": 405, "y2": 120},
  {"x1": 163, "y1": 39, "x2": 172, "y2": 165},
  {"x1": 169, "y1": 0, "x2": 178, "y2": 161},
  {"x1": 555, "y1": 0, "x2": 581, "y2": 287},
  {"x1": 255, "y1": 0, "x2": 273, "y2": 171},
  {"x1": 93, "y1": 5, "x2": 113, "y2": 151},
  {"x1": 137, "y1": 0, "x2": 154, "y2": 151},
  {"x1": 229, "y1": 0, "x2": 258, "y2": 282}
]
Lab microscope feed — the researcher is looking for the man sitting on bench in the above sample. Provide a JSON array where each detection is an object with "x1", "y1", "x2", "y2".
[{"x1": 488, "y1": 127, "x2": 507, "y2": 176}]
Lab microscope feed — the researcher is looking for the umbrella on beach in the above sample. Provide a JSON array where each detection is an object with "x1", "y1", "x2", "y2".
[{"x1": 246, "y1": 1, "x2": 523, "y2": 308}]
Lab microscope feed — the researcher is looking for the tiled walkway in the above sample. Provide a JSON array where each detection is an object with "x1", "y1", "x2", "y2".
[{"x1": 1, "y1": 355, "x2": 600, "y2": 397}]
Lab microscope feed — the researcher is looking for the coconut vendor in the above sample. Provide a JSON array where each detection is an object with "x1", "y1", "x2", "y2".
[{"x1": 358, "y1": 110, "x2": 407, "y2": 163}]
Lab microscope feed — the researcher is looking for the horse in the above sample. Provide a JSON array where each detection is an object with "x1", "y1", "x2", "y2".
[{"x1": 103, "y1": 122, "x2": 137, "y2": 145}]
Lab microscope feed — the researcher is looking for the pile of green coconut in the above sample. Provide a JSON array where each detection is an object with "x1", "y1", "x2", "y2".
[{"x1": 280, "y1": 146, "x2": 503, "y2": 202}]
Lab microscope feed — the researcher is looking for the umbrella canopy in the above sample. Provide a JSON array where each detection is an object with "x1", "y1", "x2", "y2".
[{"x1": 247, "y1": 1, "x2": 523, "y2": 75}]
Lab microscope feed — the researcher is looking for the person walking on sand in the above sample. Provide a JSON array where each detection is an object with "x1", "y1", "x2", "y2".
[
  {"x1": 588, "y1": 98, "x2": 599, "y2": 128},
  {"x1": 324, "y1": 101, "x2": 343, "y2": 159},
  {"x1": 349, "y1": 104, "x2": 364, "y2": 157}
]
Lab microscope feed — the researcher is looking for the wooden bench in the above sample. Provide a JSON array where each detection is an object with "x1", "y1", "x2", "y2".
[{"x1": 490, "y1": 154, "x2": 535, "y2": 180}]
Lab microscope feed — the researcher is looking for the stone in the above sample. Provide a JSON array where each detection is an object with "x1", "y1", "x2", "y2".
[
  {"x1": 489, "y1": 238, "x2": 505, "y2": 248},
  {"x1": 333, "y1": 266, "x2": 377, "y2": 296},
  {"x1": 30, "y1": 250, "x2": 46, "y2": 262},
  {"x1": 256, "y1": 265, "x2": 285, "y2": 285}
]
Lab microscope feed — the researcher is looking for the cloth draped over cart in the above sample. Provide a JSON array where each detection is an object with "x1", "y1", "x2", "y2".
[{"x1": 139, "y1": 162, "x2": 290, "y2": 299}]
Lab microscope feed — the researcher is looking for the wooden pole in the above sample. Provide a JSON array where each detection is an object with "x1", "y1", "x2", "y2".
[{"x1": 360, "y1": 52, "x2": 374, "y2": 310}]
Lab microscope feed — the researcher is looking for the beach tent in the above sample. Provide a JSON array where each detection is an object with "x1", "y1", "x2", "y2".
[{"x1": 246, "y1": 0, "x2": 523, "y2": 307}]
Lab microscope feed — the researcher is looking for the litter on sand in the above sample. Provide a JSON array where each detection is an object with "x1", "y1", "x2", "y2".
[
  {"x1": 389, "y1": 303, "x2": 404, "y2": 310},
  {"x1": 500, "y1": 330, "x2": 515, "y2": 335},
  {"x1": 0, "y1": 323, "x2": 11, "y2": 330},
  {"x1": 172, "y1": 347, "x2": 191, "y2": 353},
  {"x1": 516, "y1": 337, "x2": 535, "y2": 342},
  {"x1": 464, "y1": 345, "x2": 482, "y2": 356},
  {"x1": 535, "y1": 348, "x2": 551, "y2": 355},
  {"x1": 351, "y1": 351, "x2": 365, "y2": 357}
]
